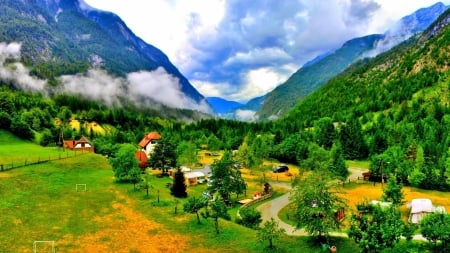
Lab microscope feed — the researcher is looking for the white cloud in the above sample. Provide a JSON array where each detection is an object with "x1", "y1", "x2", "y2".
[
  {"x1": 127, "y1": 68, "x2": 211, "y2": 112},
  {"x1": 60, "y1": 69, "x2": 125, "y2": 106},
  {"x1": 0, "y1": 42, "x2": 46, "y2": 92},
  {"x1": 225, "y1": 47, "x2": 292, "y2": 66},
  {"x1": 235, "y1": 109, "x2": 257, "y2": 122}
]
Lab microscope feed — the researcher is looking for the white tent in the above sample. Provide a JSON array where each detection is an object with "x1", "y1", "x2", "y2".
[{"x1": 408, "y1": 198, "x2": 434, "y2": 224}]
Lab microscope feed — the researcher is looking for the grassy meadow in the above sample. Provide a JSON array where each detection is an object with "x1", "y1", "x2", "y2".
[{"x1": 0, "y1": 132, "x2": 362, "y2": 252}]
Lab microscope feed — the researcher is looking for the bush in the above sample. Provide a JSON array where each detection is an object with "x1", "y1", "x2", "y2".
[
  {"x1": 10, "y1": 116, "x2": 34, "y2": 140},
  {"x1": 0, "y1": 112, "x2": 11, "y2": 130},
  {"x1": 236, "y1": 208, "x2": 262, "y2": 229}
]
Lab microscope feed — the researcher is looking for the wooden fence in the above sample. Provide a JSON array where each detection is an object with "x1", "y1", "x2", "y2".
[{"x1": 0, "y1": 151, "x2": 86, "y2": 172}]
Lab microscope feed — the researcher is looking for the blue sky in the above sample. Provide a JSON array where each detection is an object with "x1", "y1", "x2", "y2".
[{"x1": 83, "y1": 0, "x2": 450, "y2": 102}]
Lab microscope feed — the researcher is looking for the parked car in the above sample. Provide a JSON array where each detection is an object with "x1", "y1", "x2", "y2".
[{"x1": 272, "y1": 164, "x2": 289, "y2": 173}]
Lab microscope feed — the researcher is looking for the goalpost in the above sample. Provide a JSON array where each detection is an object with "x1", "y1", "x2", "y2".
[
  {"x1": 76, "y1": 184, "x2": 87, "y2": 192},
  {"x1": 33, "y1": 241, "x2": 55, "y2": 253}
]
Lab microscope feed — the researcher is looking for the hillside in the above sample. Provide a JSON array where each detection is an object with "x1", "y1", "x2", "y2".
[
  {"x1": 257, "y1": 34, "x2": 383, "y2": 120},
  {"x1": 0, "y1": 0, "x2": 212, "y2": 114},
  {"x1": 284, "y1": 8, "x2": 450, "y2": 126},
  {"x1": 255, "y1": 2, "x2": 449, "y2": 121}
]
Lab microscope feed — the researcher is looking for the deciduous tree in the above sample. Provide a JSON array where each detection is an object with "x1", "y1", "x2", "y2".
[
  {"x1": 109, "y1": 144, "x2": 139, "y2": 182},
  {"x1": 257, "y1": 218, "x2": 285, "y2": 249},
  {"x1": 202, "y1": 198, "x2": 230, "y2": 234},
  {"x1": 183, "y1": 196, "x2": 206, "y2": 224},
  {"x1": 290, "y1": 172, "x2": 345, "y2": 240}
]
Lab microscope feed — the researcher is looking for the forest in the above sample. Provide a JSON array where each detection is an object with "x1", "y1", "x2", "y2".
[{"x1": 1, "y1": 78, "x2": 449, "y2": 192}]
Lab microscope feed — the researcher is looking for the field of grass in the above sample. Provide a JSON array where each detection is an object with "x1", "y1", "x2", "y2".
[
  {"x1": 0, "y1": 130, "x2": 79, "y2": 166},
  {"x1": 0, "y1": 134, "x2": 362, "y2": 252}
]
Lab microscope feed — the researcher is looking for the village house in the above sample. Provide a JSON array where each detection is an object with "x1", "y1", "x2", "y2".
[
  {"x1": 64, "y1": 136, "x2": 94, "y2": 152},
  {"x1": 135, "y1": 132, "x2": 161, "y2": 169},
  {"x1": 138, "y1": 132, "x2": 161, "y2": 158}
]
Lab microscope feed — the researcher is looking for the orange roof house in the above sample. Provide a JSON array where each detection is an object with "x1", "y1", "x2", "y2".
[
  {"x1": 138, "y1": 132, "x2": 161, "y2": 158},
  {"x1": 64, "y1": 136, "x2": 94, "y2": 152}
]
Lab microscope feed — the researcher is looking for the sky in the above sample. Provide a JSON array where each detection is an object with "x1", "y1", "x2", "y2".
[{"x1": 83, "y1": 0, "x2": 450, "y2": 103}]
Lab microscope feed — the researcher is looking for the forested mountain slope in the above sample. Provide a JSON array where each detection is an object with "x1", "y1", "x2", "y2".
[
  {"x1": 256, "y1": 2, "x2": 448, "y2": 121},
  {"x1": 0, "y1": 0, "x2": 211, "y2": 114},
  {"x1": 276, "y1": 8, "x2": 450, "y2": 190}
]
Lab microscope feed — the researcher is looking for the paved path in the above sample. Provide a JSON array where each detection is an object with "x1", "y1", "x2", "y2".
[
  {"x1": 255, "y1": 171, "x2": 428, "y2": 241},
  {"x1": 256, "y1": 182, "x2": 347, "y2": 237}
]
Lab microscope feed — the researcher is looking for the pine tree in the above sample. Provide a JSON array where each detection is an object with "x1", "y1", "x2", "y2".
[{"x1": 171, "y1": 168, "x2": 187, "y2": 198}]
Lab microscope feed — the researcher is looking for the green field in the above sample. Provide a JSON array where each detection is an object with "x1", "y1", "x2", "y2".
[{"x1": 0, "y1": 132, "x2": 361, "y2": 252}]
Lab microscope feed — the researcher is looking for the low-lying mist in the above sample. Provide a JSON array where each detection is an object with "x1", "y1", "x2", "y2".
[{"x1": 0, "y1": 42, "x2": 211, "y2": 114}]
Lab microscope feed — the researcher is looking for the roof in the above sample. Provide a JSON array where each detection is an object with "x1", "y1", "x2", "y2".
[
  {"x1": 134, "y1": 151, "x2": 148, "y2": 169},
  {"x1": 185, "y1": 171, "x2": 205, "y2": 179},
  {"x1": 410, "y1": 198, "x2": 433, "y2": 214},
  {"x1": 76, "y1": 136, "x2": 92, "y2": 145},
  {"x1": 138, "y1": 132, "x2": 161, "y2": 148}
]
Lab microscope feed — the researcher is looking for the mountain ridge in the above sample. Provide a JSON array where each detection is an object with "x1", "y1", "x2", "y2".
[
  {"x1": 252, "y1": 2, "x2": 449, "y2": 121},
  {"x1": 0, "y1": 0, "x2": 212, "y2": 115}
]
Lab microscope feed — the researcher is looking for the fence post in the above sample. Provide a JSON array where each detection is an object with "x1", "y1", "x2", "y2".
[{"x1": 1, "y1": 164, "x2": 3, "y2": 171}]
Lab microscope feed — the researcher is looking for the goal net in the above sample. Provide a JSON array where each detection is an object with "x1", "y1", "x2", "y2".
[
  {"x1": 76, "y1": 184, "x2": 87, "y2": 192},
  {"x1": 33, "y1": 241, "x2": 55, "y2": 253}
]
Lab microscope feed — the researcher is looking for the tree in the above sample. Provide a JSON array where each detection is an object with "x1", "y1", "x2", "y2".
[
  {"x1": 290, "y1": 172, "x2": 345, "y2": 240},
  {"x1": 139, "y1": 172, "x2": 153, "y2": 197},
  {"x1": 382, "y1": 176, "x2": 404, "y2": 206},
  {"x1": 0, "y1": 111, "x2": 11, "y2": 130},
  {"x1": 421, "y1": 213, "x2": 450, "y2": 250},
  {"x1": 176, "y1": 141, "x2": 198, "y2": 167},
  {"x1": 109, "y1": 144, "x2": 139, "y2": 182},
  {"x1": 147, "y1": 138, "x2": 177, "y2": 175},
  {"x1": 330, "y1": 141, "x2": 349, "y2": 182},
  {"x1": 349, "y1": 205, "x2": 405, "y2": 253},
  {"x1": 209, "y1": 151, "x2": 246, "y2": 205},
  {"x1": 339, "y1": 118, "x2": 368, "y2": 159},
  {"x1": 301, "y1": 143, "x2": 331, "y2": 171},
  {"x1": 183, "y1": 196, "x2": 207, "y2": 224},
  {"x1": 313, "y1": 117, "x2": 336, "y2": 150},
  {"x1": 10, "y1": 115, "x2": 34, "y2": 140},
  {"x1": 129, "y1": 166, "x2": 142, "y2": 191},
  {"x1": 171, "y1": 168, "x2": 187, "y2": 198},
  {"x1": 236, "y1": 208, "x2": 262, "y2": 229},
  {"x1": 202, "y1": 198, "x2": 230, "y2": 234},
  {"x1": 257, "y1": 218, "x2": 285, "y2": 249}
]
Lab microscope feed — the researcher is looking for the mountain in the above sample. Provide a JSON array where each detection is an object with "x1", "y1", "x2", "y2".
[
  {"x1": 283, "y1": 7, "x2": 450, "y2": 127},
  {"x1": 255, "y1": 2, "x2": 449, "y2": 121},
  {"x1": 0, "y1": 0, "x2": 212, "y2": 114},
  {"x1": 206, "y1": 97, "x2": 243, "y2": 114}
]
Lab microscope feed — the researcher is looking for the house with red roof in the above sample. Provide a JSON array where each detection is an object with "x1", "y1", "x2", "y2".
[
  {"x1": 64, "y1": 136, "x2": 94, "y2": 152},
  {"x1": 138, "y1": 131, "x2": 161, "y2": 158}
]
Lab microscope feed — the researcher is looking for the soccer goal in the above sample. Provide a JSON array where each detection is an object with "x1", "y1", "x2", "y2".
[
  {"x1": 76, "y1": 184, "x2": 87, "y2": 192},
  {"x1": 33, "y1": 241, "x2": 55, "y2": 253}
]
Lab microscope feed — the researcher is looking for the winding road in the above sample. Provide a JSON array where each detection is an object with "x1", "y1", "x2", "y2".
[
  {"x1": 256, "y1": 168, "x2": 364, "y2": 236},
  {"x1": 255, "y1": 168, "x2": 427, "y2": 241},
  {"x1": 255, "y1": 182, "x2": 347, "y2": 237}
]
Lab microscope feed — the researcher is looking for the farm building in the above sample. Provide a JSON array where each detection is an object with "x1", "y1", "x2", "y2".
[{"x1": 64, "y1": 136, "x2": 94, "y2": 152}]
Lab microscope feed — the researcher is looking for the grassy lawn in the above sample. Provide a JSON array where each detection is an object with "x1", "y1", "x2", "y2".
[
  {"x1": 346, "y1": 160, "x2": 370, "y2": 170},
  {"x1": 0, "y1": 130, "x2": 79, "y2": 167},
  {"x1": 0, "y1": 134, "x2": 362, "y2": 252}
]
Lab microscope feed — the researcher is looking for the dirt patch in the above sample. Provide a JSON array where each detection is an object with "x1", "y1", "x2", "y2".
[
  {"x1": 58, "y1": 195, "x2": 190, "y2": 252},
  {"x1": 0, "y1": 172, "x2": 12, "y2": 178}
]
